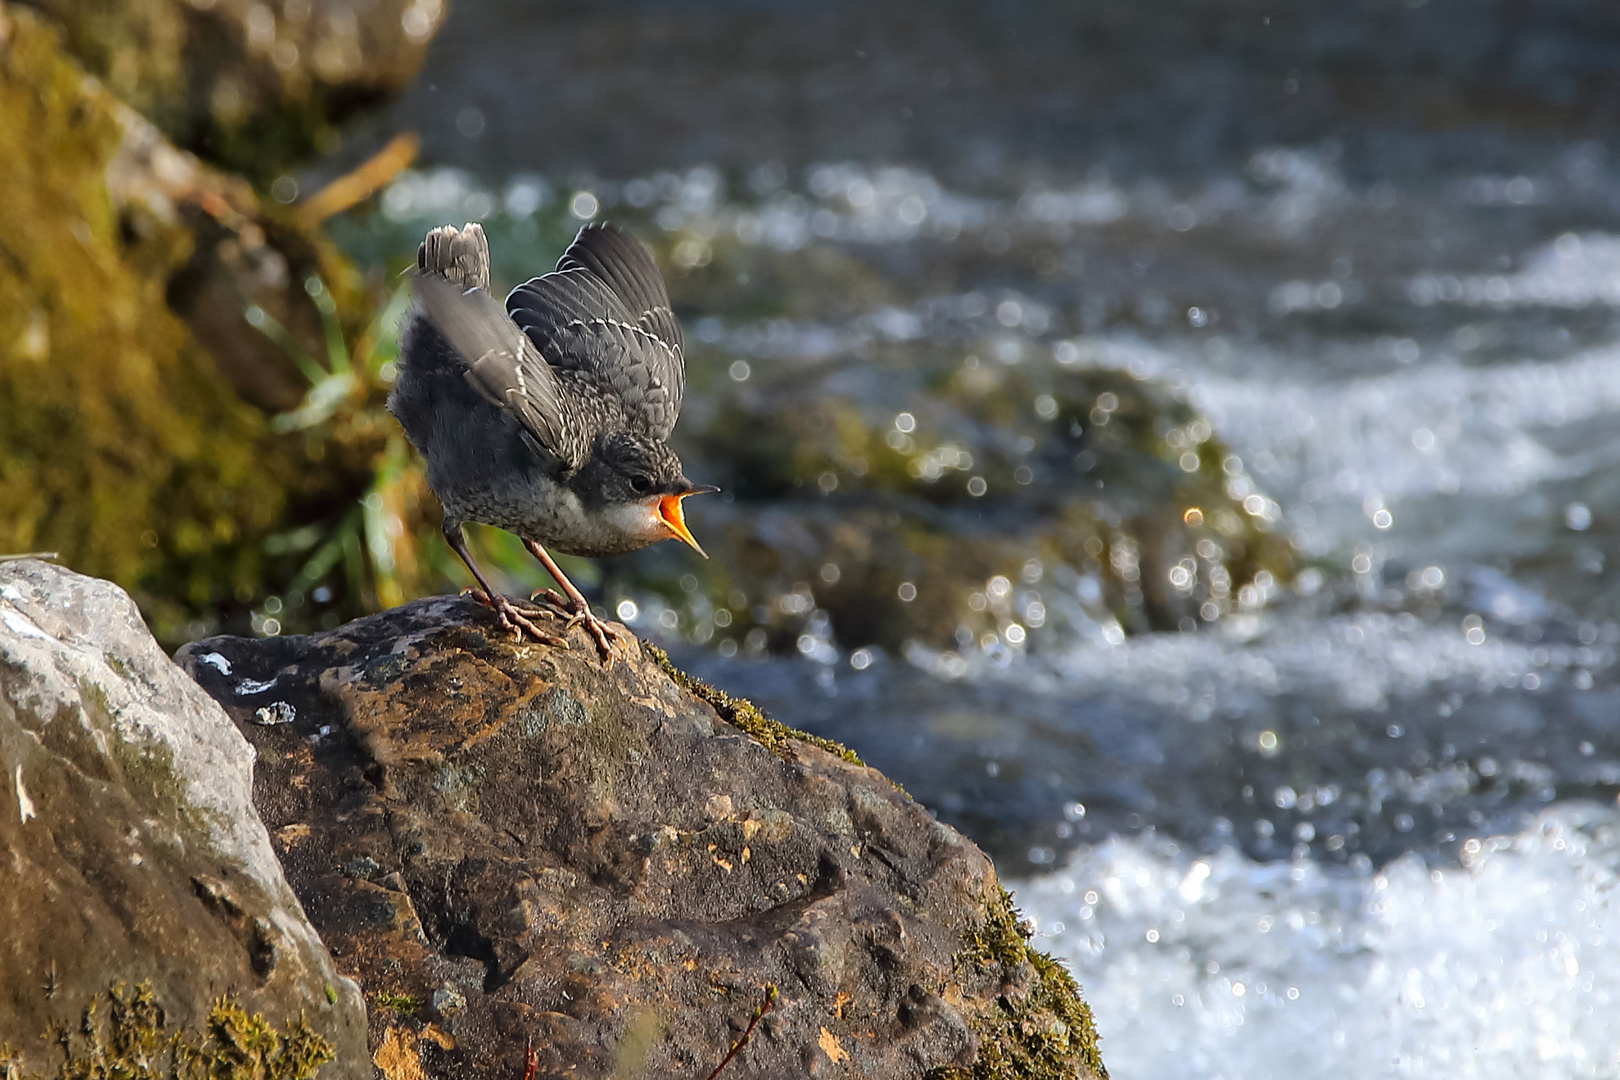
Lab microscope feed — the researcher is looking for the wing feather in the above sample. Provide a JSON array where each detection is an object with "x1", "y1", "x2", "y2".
[
  {"x1": 412, "y1": 274, "x2": 587, "y2": 470},
  {"x1": 506, "y1": 224, "x2": 686, "y2": 441},
  {"x1": 557, "y1": 223, "x2": 684, "y2": 356}
]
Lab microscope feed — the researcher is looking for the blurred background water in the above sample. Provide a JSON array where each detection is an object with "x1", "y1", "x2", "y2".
[{"x1": 305, "y1": 1, "x2": 1620, "y2": 1075}]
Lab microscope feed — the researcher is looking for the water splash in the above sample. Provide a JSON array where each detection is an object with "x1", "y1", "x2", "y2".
[{"x1": 1016, "y1": 803, "x2": 1620, "y2": 1079}]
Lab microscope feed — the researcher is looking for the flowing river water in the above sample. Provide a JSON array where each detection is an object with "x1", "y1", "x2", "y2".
[{"x1": 317, "y1": 2, "x2": 1620, "y2": 1074}]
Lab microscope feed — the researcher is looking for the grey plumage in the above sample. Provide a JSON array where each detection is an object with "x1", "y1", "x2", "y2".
[
  {"x1": 509, "y1": 225, "x2": 685, "y2": 444},
  {"x1": 388, "y1": 221, "x2": 711, "y2": 658},
  {"x1": 413, "y1": 275, "x2": 577, "y2": 466}
]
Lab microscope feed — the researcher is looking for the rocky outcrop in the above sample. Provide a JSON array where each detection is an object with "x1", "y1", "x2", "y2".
[
  {"x1": 0, "y1": 3, "x2": 396, "y2": 644},
  {"x1": 18, "y1": 0, "x2": 443, "y2": 183},
  {"x1": 0, "y1": 560, "x2": 368, "y2": 1076},
  {"x1": 177, "y1": 594, "x2": 1107, "y2": 1079}
]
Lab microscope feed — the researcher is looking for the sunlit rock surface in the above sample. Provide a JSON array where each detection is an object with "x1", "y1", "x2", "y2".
[
  {"x1": 0, "y1": 560, "x2": 367, "y2": 1076},
  {"x1": 17, "y1": 0, "x2": 444, "y2": 182},
  {"x1": 177, "y1": 595, "x2": 1107, "y2": 1080}
]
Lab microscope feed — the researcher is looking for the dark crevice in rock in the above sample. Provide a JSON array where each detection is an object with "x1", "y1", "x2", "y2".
[{"x1": 443, "y1": 918, "x2": 505, "y2": 994}]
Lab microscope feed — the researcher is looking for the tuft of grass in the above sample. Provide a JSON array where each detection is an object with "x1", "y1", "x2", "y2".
[
  {"x1": 933, "y1": 886, "x2": 1108, "y2": 1080},
  {"x1": 13, "y1": 982, "x2": 334, "y2": 1080},
  {"x1": 644, "y1": 643, "x2": 863, "y2": 766},
  {"x1": 371, "y1": 993, "x2": 421, "y2": 1016}
]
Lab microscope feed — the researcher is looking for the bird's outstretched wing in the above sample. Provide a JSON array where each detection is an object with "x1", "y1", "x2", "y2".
[
  {"x1": 556, "y1": 223, "x2": 684, "y2": 361},
  {"x1": 506, "y1": 224, "x2": 685, "y2": 441},
  {"x1": 412, "y1": 230, "x2": 587, "y2": 470}
]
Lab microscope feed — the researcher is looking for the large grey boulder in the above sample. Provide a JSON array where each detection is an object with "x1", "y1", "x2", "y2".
[{"x1": 0, "y1": 559, "x2": 366, "y2": 1074}]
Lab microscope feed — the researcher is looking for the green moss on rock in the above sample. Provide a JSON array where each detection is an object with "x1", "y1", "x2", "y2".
[
  {"x1": 17, "y1": 0, "x2": 439, "y2": 184},
  {"x1": 645, "y1": 642, "x2": 863, "y2": 766},
  {"x1": 370, "y1": 992, "x2": 421, "y2": 1017},
  {"x1": 937, "y1": 886, "x2": 1108, "y2": 1080},
  {"x1": 0, "y1": 7, "x2": 288, "y2": 632},
  {"x1": 0, "y1": 4, "x2": 417, "y2": 646},
  {"x1": 637, "y1": 358, "x2": 1296, "y2": 657},
  {"x1": 7, "y1": 982, "x2": 333, "y2": 1080}
]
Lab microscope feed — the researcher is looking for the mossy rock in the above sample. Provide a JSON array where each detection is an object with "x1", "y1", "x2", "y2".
[
  {"x1": 930, "y1": 885, "x2": 1108, "y2": 1080},
  {"x1": 619, "y1": 354, "x2": 1295, "y2": 655},
  {"x1": 0, "y1": 561, "x2": 368, "y2": 1076},
  {"x1": 646, "y1": 641, "x2": 865, "y2": 766},
  {"x1": 0, "y1": 4, "x2": 288, "y2": 638},
  {"x1": 177, "y1": 594, "x2": 1107, "y2": 1079},
  {"x1": 17, "y1": 0, "x2": 442, "y2": 183},
  {"x1": 0, "y1": 5, "x2": 397, "y2": 644},
  {"x1": 0, "y1": 983, "x2": 335, "y2": 1080}
]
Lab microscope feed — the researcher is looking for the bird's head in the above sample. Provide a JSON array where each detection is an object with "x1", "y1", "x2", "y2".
[{"x1": 577, "y1": 431, "x2": 717, "y2": 555}]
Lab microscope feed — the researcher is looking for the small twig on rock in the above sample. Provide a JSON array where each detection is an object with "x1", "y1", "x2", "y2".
[
  {"x1": 0, "y1": 552, "x2": 58, "y2": 563},
  {"x1": 521, "y1": 1037, "x2": 536, "y2": 1080},
  {"x1": 702, "y1": 985, "x2": 778, "y2": 1080}
]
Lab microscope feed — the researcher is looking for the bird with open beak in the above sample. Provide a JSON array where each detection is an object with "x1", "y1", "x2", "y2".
[{"x1": 388, "y1": 221, "x2": 715, "y2": 661}]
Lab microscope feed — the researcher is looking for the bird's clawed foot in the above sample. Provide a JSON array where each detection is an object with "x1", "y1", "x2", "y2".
[
  {"x1": 530, "y1": 589, "x2": 632, "y2": 663},
  {"x1": 462, "y1": 588, "x2": 568, "y2": 648}
]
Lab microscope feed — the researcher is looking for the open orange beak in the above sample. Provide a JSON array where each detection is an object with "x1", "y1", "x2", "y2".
[{"x1": 656, "y1": 489, "x2": 715, "y2": 558}]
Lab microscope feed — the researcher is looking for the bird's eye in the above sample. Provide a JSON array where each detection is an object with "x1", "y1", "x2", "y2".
[{"x1": 630, "y1": 474, "x2": 653, "y2": 494}]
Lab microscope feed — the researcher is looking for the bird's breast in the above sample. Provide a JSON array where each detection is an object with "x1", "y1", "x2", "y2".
[{"x1": 505, "y1": 477, "x2": 659, "y2": 558}]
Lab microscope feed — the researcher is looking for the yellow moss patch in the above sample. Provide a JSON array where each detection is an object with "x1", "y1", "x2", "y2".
[
  {"x1": 0, "y1": 6, "x2": 290, "y2": 634},
  {"x1": 1, "y1": 981, "x2": 334, "y2": 1080}
]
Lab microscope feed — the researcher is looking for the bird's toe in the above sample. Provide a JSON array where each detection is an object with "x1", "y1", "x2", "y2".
[
  {"x1": 574, "y1": 608, "x2": 628, "y2": 665},
  {"x1": 476, "y1": 592, "x2": 569, "y2": 648},
  {"x1": 503, "y1": 607, "x2": 570, "y2": 650},
  {"x1": 528, "y1": 588, "x2": 571, "y2": 615}
]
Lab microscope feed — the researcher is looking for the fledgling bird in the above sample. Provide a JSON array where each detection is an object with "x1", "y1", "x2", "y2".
[{"x1": 389, "y1": 221, "x2": 713, "y2": 661}]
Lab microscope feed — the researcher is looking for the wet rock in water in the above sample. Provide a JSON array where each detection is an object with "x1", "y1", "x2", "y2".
[
  {"x1": 643, "y1": 355, "x2": 1293, "y2": 655},
  {"x1": 18, "y1": 0, "x2": 444, "y2": 182},
  {"x1": 178, "y1": 595, "x2": 1107, "y2": 1080},
  {"x1": 0, "y1": 560, "x2": 367, "y2": 1076}
]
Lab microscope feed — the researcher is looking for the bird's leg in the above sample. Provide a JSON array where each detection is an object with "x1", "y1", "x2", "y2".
[
  {"x1": 522, "y1": 539, "x2": 630, "y2": 662},
  {"x1": 442, "y1": 521, "x2": 566, "y2": 647}
]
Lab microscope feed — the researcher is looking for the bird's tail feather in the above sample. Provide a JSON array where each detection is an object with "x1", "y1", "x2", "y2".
[{"x1": 417, "y1": 222, "x2": 490, "y2": 291}]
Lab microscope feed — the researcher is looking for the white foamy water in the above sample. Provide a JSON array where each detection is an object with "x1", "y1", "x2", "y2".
[
  {"x1": 904, "y1": 596, "x2": 1610, "y2": 711},
  {"x1": 1016, "y1": 803, "x2": 1620, "y2": 1080},
  {"x1": 1192, "y1": 346, "x2": 1620, "y2": 502},
  {"x1": 1063, "y1": 332, "x2": 1620, "y2": 514},
  {"x1": 1407, "y1": 233, "x2": 1620, "y2": 311}
]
